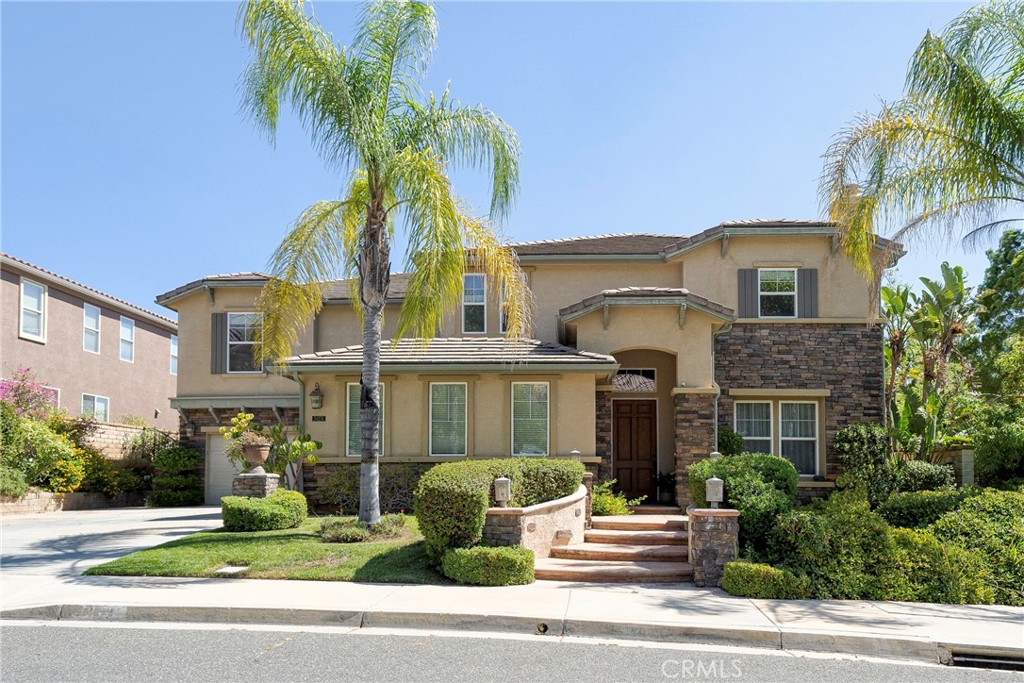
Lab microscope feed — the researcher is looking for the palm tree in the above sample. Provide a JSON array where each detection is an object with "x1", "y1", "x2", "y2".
[
  {"x1": 821, "y1": 2, "x2": 1024, "y2": 277},
  {"x1": 239, "y1": 0, "x2": 529, "y2": 524}
]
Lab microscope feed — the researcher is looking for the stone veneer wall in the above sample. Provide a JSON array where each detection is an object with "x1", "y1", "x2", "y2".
[
  {"x1": 674, "y1": 393, "x2": 717, "y2": 507},
  {"x1": 688, "y1": 508, "x2": 740, "y2": 588},
  {"x1": 1, "y1": 490, "x2": 145, "y2": 515},
  {"x1": 715, "y1": 323, "x2": 884, "y2": 484},
  {"x1": 178, "y1": 407, "x2": 300, "y2": 495},
  {"x1": 232, "y1": 473, "x2": 280, "y2": 498},
  {"x1": 482, "y1": 485, "x2": 587, "y2": 557},
  {"x1": 594, "y1": 390, "x2": 613, "y2": 481}
]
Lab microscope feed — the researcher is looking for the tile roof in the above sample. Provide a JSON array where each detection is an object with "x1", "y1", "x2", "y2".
[
  {"x1": 559, "y1": 287, "x2": 735, "y2": 319},
  {"x1": 2, "y1": 253, "x2": 177, "y2": 328},
  {"x1": 282, "y1": 337, "x2": 617, "y2": 369},
  {"x1": 155, "y1": 272, "x2": 270, "y2": 306},
  {"x1": 322, "y1": 273, "x2": 413, "y2": 301},
  {"x1": 156, "y1": 272, "x2": 414, "y2": 307},
  {"x1": 509, "y1": 233, "x2": 684, "y2": 256}
]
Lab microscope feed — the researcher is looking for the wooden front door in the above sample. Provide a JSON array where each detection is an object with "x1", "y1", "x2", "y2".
[{"x1": 613, "y1": 400, "x2": 657, "y2": 500}]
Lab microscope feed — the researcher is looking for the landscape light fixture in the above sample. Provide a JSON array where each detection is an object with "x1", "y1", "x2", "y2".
[
  {"x1": 494, "y1": 476, "x2": 511, "y2": 507},
  {"x1": 706, "y1": 476, "x2": 724, "y2": 509}
]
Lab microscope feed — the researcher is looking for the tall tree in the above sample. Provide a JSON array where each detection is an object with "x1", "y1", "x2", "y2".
[
  {"x1": 821, "y1": 2, "x2": 1024, "y2": 277},
  {"x1": 239, "y1": 0, "x2": 528, "y2": 524},
  {"x1": 967, "y1": 229, "x2": 1024, "y2": 394}
]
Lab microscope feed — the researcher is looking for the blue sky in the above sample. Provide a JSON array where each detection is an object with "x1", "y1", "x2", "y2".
[{"x1": 2, "y1": 1, "x2": 993, "y2": 318}]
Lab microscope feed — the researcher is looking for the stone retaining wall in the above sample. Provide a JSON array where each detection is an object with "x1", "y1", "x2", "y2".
[
  {"x1": 482, "y1": 485, "x2": 587, "y2": 557},
  {"x1": 688, "y1": 507, "x2": 740, "y2": 588},
  {"x1": 84, "y1": 422, "x2": 174, "y2": 460},
  {"x1": 1, "y1": 490, "x2": 145, "y2": 515}
]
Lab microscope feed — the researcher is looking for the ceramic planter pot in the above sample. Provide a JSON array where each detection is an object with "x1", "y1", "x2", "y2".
[{"x1": 243, "y1": 444, "x2": 271, "y2": 474}]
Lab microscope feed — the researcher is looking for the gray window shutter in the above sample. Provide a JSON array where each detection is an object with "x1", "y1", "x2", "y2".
[
  {"x1": 211, "y1": 313, "x2": 227, "y2": 374},
  {"x1": 798, "y1": 268, "x2": 819, "y2": 318},
  {"x1": 738, "y1": 269, "x2": 758, "y2": 317}
]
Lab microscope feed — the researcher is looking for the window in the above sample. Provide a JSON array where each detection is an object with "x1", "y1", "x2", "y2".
[
  {"x1": 19, "y1": 279, "x2": 46, "y2": 342},
  {"x1": 170, "y1": 335, "x2": 178, "y2": 375},
  {"x1": 780, "y1": 402, "x2": 818, "y2": 475},
  {"x1": 227, "y1": 312, "x2": 262, "y2": 373},
  {"x1": 612, "y1": 369, "x2": 656, "y2": 393},
  {"x1": 82, "y1": 394, "x2": 109, "y2": 422},
  {"x1": 347, "y1": 383, "x2": 384, "y2": 456},
  {"x1": 734, "y1": 400, "x2": 819, "y2": 475},
  {"x1": 734, "y1": 402, "x2": 772, "y2": 455},
  {"x1": 430, "y1": 383, "x2": 467, "y2": 456},
  {"x1": 512, "y1": 382, "x2": 548, "y2": 455},
  {"x1": 83, "y1": 304, "x2": 101, "y2": 354},
  {"x1": 758, "y1": 269, "x2": 797, "y2": 317},
  {"x1": 462, "y1": 274, "x2": 486, "y2": 333},
  {"x1": 119, "y1": 317, "x2": 135, "y2": 362}
]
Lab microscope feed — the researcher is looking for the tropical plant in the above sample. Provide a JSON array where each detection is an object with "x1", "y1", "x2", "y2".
[
  {"x1": 239, "y1": 0, "x2": 528, "y2": 524},
  {"x1": 822, "y1": 2, "x2": 1024, "y2": 277}
]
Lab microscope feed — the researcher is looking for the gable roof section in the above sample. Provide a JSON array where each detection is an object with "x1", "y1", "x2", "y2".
[
  {"x1": 2, "y1": 253, "x2": 177, "y2": 329},
  {"x1": 155, "y1": 272, "x2": 414, "y2": 309},
  {"x1": 559, "y1": 287, "x2": 736, "y2": 323},
  {"x1": 278, "y1": 337, "x2": 618, "y2": 374},
  {"x1": 510, "y1": 233, "x2": 683, "y2": 257}
]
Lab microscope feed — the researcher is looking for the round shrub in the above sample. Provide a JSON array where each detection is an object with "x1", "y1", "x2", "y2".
[
  {"x1": 876, "y1": 488, "x2": 980, "y2": 528},
  {"x1": 441, "y1": 545, "x2": 535, "y2": 586},
  {"x1": 18, "y1": 420, "x2": 75, "y2": 486},
  {"x1": 222, "y1": 489, "x2": 308, "y2": 532},
  {"x1": 0, "y1": 465, "x2": 28, "y2": 498},
  {"x1": 727, "y1": 474, "x2": 793, "y2": 548},
  {"x1": 882, "y1": 528, "x2": 994, "y2": 605},
  {"x1": 44, "y1": 447, "x2": 88, "y2": 493},
  {"x1": 414, "y1": 458, "x2": 583, "y2": 563},
  {"x1": 896, "y1": 460, "x2": 955, "y2": 493},
  {"x1": 721, "y1": 561, "x2": 812, "y2": 599},
  {"x1": 931, "y1": 490, "x2": 1024, "y2": 606},
  {"x1": 717, "y1": 427, "x2": 744, "y2": 456}
]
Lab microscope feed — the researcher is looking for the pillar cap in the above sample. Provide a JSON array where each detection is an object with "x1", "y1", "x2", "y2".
[{"x1": 690, "y1": 508, "x2": 739, "y2": 517}]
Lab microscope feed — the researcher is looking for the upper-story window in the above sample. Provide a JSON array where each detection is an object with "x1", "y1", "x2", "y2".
[
  {"x1": 19, "y1": 278, "x2": 47, "y2": 342},
  {"x1": 758, "y1": 269, "x2": 797, "y2": 317},
  {"x1": 227, "y1": 312, "x2": 262, "y2": 373},
  {"x1": 170, "y1": 335, "x2": 178, "y2": 375},
  {"x1": 83, "y1": 304, "x2": 101, "y2": 354},
  {"x1": 463, "y1": 274, "x2": 486, "y2": 334},
  {"x1": 119, "y1": 317, "x2": 135, "y2": 362}
]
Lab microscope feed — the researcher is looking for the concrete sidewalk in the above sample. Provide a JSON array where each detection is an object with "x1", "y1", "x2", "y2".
[{"x1": 2, "y1": 572, "x2": 1021, "y2": 665}]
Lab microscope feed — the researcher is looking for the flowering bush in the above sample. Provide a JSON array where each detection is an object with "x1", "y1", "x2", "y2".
[{"x1": 0, "y1": 368, "x2": 58, "y2": 420}]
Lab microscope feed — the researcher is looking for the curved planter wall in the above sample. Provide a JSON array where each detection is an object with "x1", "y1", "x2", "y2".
[{"x1": 482, "y1": 485, "x2": 587, "y2": 558}]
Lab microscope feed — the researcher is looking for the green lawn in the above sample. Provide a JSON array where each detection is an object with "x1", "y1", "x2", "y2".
[{"x1": 84, "y1": 515, "x2": 446, "y2": 584}]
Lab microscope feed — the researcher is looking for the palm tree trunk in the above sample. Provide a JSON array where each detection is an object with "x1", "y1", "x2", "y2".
[{"x1": 357, "y1": 202, "x2": 390, "y2": 526}]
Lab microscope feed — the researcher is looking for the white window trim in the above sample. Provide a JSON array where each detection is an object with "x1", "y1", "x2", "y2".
[
  {"x1": 780, "y1": 400, "x2": 819, "y2": 476},
  {"x1": 462, "y1": 273, "x2": 487, "y2": 334},
  {"x1": 119, "y1": 316, "x2": 135, "y2": 363},
  {"x1": 19, "y1": 278, "x2": 47, "y2": 343},
  {"x1": 226, "y1": 312, "x2": 263, "y2": 374},
  {"x1": 734, "y1": 400, "x2": 773, "y2": 455},
  {"x1": 757, "y1": 268, "x2": 798, "y2": 319},
  {"x1": 83, "y1": 304, "x2": 101, "y2": 355},
  {"x1": 429, "y1": 382, "x2": 468, "y2": 457},
  {"x1": 170, "y1": 334, "x2": 178, "y2": 375},
  {"x1": 81, "y1": 393, "x2": 110, "y2": 423},
  {"x1": 511, "y1": 381, "x2": 549, "y2": 456},
  {"x1": 346, "y1": 382, "x2": 385, "y2": 457}
]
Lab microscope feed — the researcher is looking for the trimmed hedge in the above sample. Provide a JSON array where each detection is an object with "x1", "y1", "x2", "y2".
[
  {"x1": 721, "y1": 561, "x2": 812, "y2": 599},
  {"x1": 147, "y1": 489, "x2": 203, "y2": 507},
  {"x1": 689, "y1": 453, "x2": 798, "y2": 551},
  {"x1": 441, "y1": 545, "x2": 535, "y2": 586},
  {"x1": 876, "y1": 488, "x2": 980, "y2": 528},
  {"x1": 222, "y1": 489, "x2": 308, "y2": 532},
  {"x1": 148, "y1": 446, "x2": 202, "y2": 508},
  {"x1": 896, "y1": 460, "x2": 955, "y2": 493},
  {"x1": 414, "y1": 458, "x2": 583, "y2": 563}
]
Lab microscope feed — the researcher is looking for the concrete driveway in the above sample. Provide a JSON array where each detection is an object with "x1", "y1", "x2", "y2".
[{"x1": 0, "y1": 506, "x2": 222, "y2": 578}]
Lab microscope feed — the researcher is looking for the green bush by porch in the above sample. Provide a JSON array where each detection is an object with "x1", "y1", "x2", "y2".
[
  {"x1": 221, "y1": 489, "x2": 308, "y2": 532},
  {"x1": 441, "y1": 545, "x2": 535, "y2": 586}
]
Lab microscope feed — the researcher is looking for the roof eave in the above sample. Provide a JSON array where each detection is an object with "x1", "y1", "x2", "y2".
[
  {"x1": 559, "y1": 296, "x2": 736, "y2": 325},
  {"x1": 273, "y1": 361, "x2": 620, "y2": 375}
]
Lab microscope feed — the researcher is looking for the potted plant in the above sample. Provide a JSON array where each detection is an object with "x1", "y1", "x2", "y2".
[
  {"x1": 656, "y1": 471, "x2": 675, "y2": 504},
  {"x1": 236, "y1": 430, "x2": 273, "y2": 474}
]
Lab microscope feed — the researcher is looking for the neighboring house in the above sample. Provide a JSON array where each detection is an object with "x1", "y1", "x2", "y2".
[
  {"x1": 1, "y1": 253, "x2": 179, "y2": 431},
  {"x1": 156, "y1": 220, "x2": 900, "y2": 505}
]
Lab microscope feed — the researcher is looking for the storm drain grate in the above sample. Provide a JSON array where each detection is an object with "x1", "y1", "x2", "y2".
[{"x1": 950, "y1": 653, "x2": 1024, "y2": 672}]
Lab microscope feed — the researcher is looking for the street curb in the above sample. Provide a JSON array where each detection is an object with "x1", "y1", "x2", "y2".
[{"x1": 6, "y1": 601, "x2": 1013, "y2": 665}]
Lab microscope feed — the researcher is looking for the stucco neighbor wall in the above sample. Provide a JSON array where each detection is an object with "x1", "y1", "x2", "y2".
[{"x1": 482, "y1": 485, "x2": 587, "y2": 557}]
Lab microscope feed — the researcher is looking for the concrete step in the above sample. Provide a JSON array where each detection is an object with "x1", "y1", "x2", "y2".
[
  {"x1": 535, "y1": 558, "x2": 693, "y2": 583},
  {"x1": 630, "y1": 505, "x2": 683, "y2": 515},
  {"x1": 584, "y1": 528, "x2": 688, "y2": 546},
  {"x1": 591, "y1": 515, "x2": 687, "y2": 531},
  {"x1": 550, "y1": 542, "x2": 688, "y2": 562}
]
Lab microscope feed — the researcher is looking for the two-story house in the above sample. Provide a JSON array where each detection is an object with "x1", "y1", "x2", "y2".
[
  {"x1": 1, "y1": 253, "x2": 179, "y2": 431},
  {"x1": 156, "y1": 220, "x2": 900, "y2": 505}
]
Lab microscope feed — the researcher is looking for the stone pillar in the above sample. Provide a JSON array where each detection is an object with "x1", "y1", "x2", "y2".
[
  {"x1": 582, "y1": 472, "x2": 594, "y2": 529},
  {"x1": 594, "y1": 389, "x2": 613, "y2": 481},
  {"x1": 673, "y1": 391, "x2": 717, "y2": 507},
  {"x1": 231, "y1": 473, "x2": 281, "y2": 498},
  {"x1": 688, "y1": 508, "x2": 740, "y2": 587}
]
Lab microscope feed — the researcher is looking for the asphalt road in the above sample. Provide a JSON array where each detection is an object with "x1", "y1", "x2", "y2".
[{"x1": 2, "y1": 622, "x2": 1019, "y2": 683}]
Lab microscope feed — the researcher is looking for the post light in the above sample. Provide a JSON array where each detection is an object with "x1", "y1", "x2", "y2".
[
  {"x1": 710, "y1": 451, "x2": 722, "y2": 459},
  {"x1": 494, "y1": 476, "x2": 511, "y2": 507},
  {"x1": 309, "y1": 383, "x2": 324, "y2": 410},
  {"x1": 570, "y1": 449, "x2": 581, "y2": 461},
  {"x1": 706, "y1": 476, "x2": 724, "y2": 509}
]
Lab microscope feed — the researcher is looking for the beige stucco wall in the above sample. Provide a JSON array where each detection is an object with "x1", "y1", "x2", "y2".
[
  {"x1": 299, "y1": 370, "x2": 599, "y2": 461},
  {"x1": 1, "y1": 265, "x2": 178, "y2": 430}
]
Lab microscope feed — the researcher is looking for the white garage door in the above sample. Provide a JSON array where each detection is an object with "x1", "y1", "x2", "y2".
[{"x1": 205, "y1": 436, "x2": 242, "y2": 505}]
